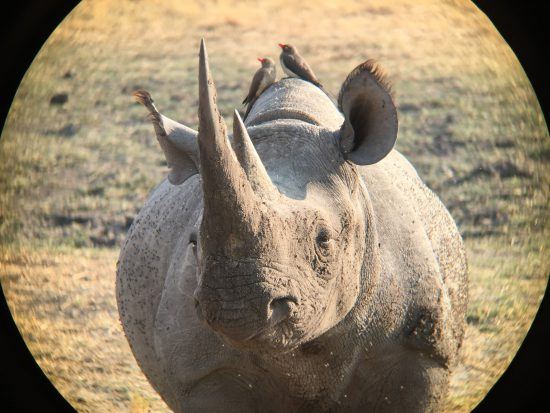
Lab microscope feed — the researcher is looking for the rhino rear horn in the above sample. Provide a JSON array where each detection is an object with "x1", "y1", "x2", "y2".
[
  {"x1": 133, "y1": 90, "x2": 199, "y2": 185},
  {"x1": 232, "y1": 110, "x2": 277, "y2": 198},
  {"x1": 337, "y1": 59, "x2": 398, "y2": 165}
]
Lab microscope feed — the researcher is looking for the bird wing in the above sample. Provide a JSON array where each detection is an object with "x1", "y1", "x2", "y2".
[
  {"x1": 281, "y1": 53, "x2": 321, "y2": 86},
  {"x1": 243, "y1": 68, "x2": 267, "y2": 105}
]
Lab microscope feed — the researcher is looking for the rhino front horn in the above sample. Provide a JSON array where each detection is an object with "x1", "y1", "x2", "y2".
[{"x1": 197, "y1": 39, "x2": 264, "y2": 247}]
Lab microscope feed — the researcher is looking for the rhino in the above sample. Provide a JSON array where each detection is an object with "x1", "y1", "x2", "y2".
[{"x1": 117, "y1": 39, "x2": 468, "y2": 413}]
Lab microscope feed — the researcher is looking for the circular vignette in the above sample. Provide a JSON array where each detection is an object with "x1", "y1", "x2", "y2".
[{"x1": 2, "y1": 2, "x2": 547, "y2": 407}]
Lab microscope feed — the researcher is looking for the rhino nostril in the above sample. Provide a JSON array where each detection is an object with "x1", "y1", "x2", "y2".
[
  {"x1": 268, "y1": 296, "x2": 296, "y2": 325},
  {"x1": 193, "y1": 289, "x2": 204, "y2": 321},
  {"x1": 193, "y1": 295, "x2": 205, "y2": 322}
]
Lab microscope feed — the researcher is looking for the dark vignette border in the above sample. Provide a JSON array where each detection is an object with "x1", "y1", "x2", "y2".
[
  {"x1": 0, "y1": 1, "x2": 547, "y2": 412},
  {"x1": 1, "y1": 4, "x2": 80, "y2": 413},
  {"x1": 471, "y1": 2, "x2": 549, "y2": 411}
]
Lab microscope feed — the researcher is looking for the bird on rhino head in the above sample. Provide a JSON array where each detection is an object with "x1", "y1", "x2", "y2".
[
  {"x1": 242, "y1": 57, "x2": 276, "y2": 121},
  {"x1": 119, "y1": 38, "x2": 467, "y2": 413},
  {"x1": 278, "y1": 43, "x2": 322, "y2": 87}
]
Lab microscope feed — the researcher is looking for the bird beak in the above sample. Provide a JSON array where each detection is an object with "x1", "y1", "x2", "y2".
[
  {"x1": 257, "y1": 58, "x2": 264, "y2": 63},
  {"x1": 278, "y1": 43, "x2": 285, "y2": 49}
]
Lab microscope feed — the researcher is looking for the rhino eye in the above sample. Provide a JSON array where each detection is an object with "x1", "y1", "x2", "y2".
[
  {"x1": 315, "y1": 228, "x2": 333, "y2": 260},
  {"x1": 316, "y1": 230, "x2": 330, "y2": 247}
]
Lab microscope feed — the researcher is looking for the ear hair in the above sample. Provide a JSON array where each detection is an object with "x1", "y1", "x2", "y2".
[{"x1": 338, "y1": 59, "x2": 394, "y2": 108}]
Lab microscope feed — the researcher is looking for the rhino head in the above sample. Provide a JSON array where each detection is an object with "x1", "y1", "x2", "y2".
[{"x1": 181, "y1": 40, "x2": 398, "y2": 353}]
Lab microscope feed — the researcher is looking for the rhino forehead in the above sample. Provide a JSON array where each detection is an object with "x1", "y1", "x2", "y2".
[
  {"x1": 246, "y1": 122, "x2": 350, "y2": 200},
  {"x1": 245, "y1": 78, "x2": 343, "y2": 130}
]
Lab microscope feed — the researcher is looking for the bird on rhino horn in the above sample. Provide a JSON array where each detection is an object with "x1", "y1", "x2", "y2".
[{"x1": 119, "y1": 38, "x2": 467, "y2": 413}]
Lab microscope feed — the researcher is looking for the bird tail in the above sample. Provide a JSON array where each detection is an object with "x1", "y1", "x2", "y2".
[
  {"x1": 317, "y1": 85, "x2": 338, "y2": 106},
  {"x1": 243, "y1": 97, "x2": 258, "y2": 121}
]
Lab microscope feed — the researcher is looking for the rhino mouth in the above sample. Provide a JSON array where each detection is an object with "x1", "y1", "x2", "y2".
[
  {"x1": 195, "y1": 277, "x2": 303, "y2": 349},
  {"x1": 194, "y1": 258, "x2": 320, "y2": 350}
]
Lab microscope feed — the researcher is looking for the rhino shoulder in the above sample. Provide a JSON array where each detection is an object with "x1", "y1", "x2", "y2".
[
  {"x1": 384, "y1": 150, "x2": 468, "y2": 353},
  {"x1": 358, "y1": 150, "x2": 467, "y2": 366},
  {"x1": 116, "y1": 176, "x2": 202, "y2": 404}
]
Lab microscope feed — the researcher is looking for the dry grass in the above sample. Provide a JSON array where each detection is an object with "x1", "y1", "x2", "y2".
[
  {"x1": 0, "y1": 0, "x2": 548, "y2": 412},
  {"x1": 0, "y1": 247, "x2": 166, "y2": 412}
]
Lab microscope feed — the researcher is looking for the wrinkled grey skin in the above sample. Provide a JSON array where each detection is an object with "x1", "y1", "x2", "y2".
[{"x1": 117, "y1": 40, "x2": 467, "y2": 413}]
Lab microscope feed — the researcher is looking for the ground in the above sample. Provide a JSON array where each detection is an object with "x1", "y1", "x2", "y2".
[{"x1": 0, "y1": 0, "x2": 548, "y2": 412}]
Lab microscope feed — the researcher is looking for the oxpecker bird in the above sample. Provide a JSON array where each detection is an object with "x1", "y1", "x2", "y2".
[
  {"x1": 278, "y1": 43, "x2": 322, "y2": 87},
  {"x1": 242, "y1": 57, "x2": 276, "y2": 120}
]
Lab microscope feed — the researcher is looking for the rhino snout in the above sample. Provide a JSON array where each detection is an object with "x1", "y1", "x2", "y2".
[{"x1": 193, "y1": 284, "x2": 298, "y2": 344}]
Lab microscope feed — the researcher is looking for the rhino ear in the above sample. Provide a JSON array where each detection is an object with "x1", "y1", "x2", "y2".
[
  {"x1": 337, "y1": 60, "x2": 398, "y2": 165},
  {"x1": 133, "y1": 90, "x2": 199, "y2": 185}
]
